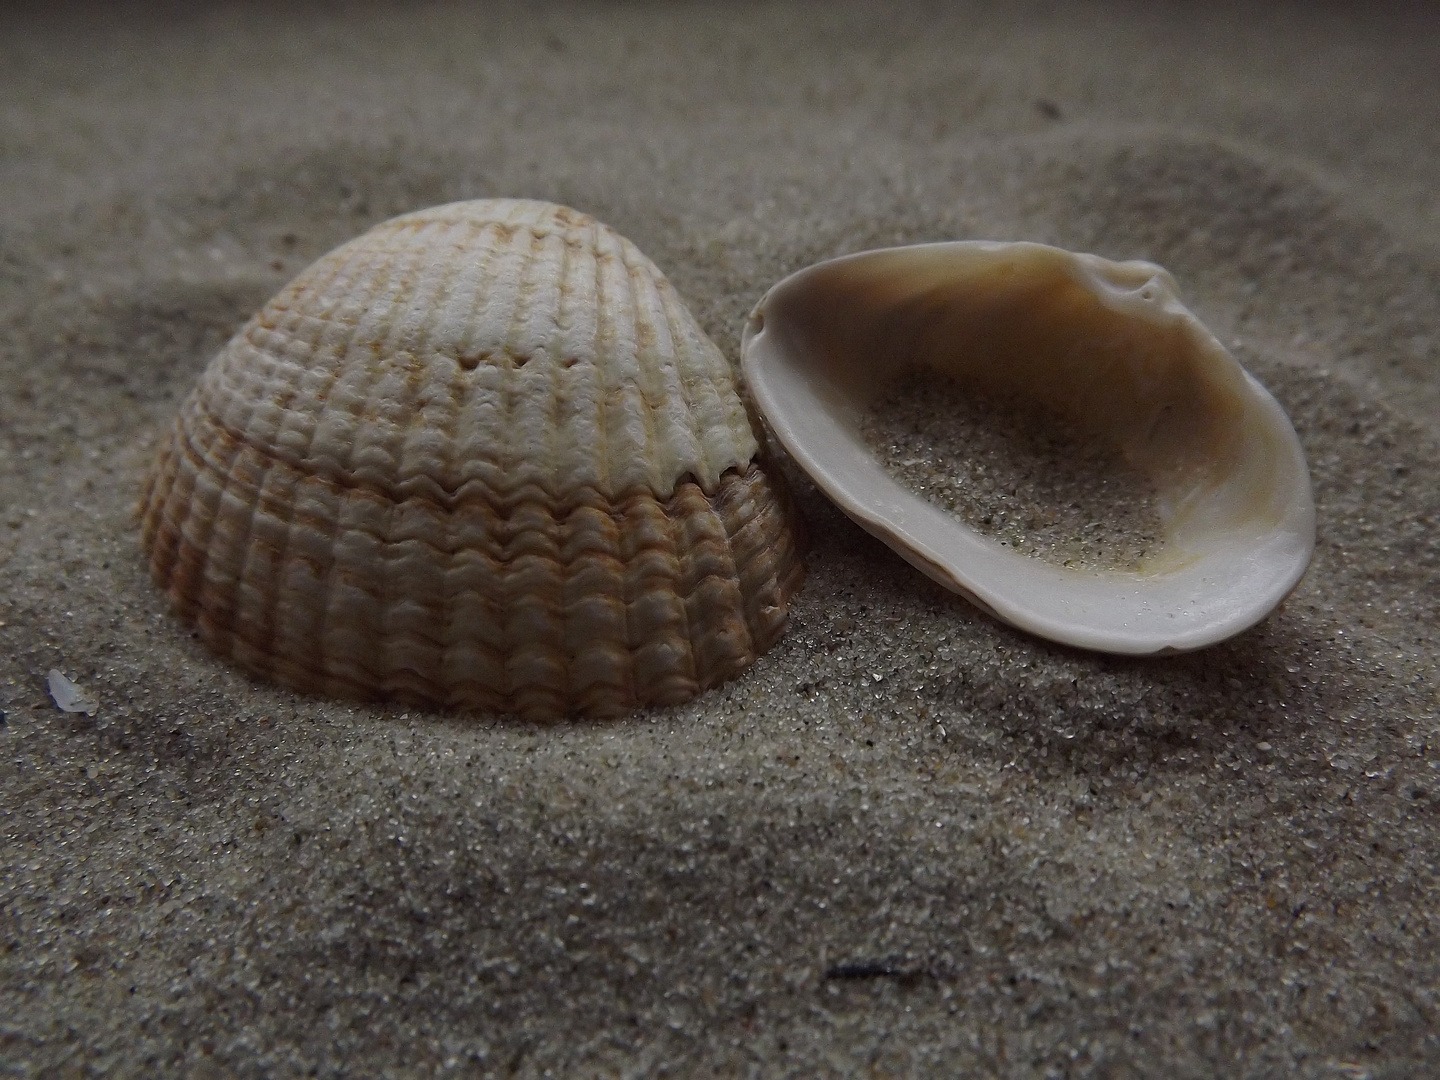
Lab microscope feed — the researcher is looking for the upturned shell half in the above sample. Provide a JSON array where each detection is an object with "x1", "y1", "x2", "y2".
[
  {"x1": 141, "y1": 199, "x2": 803, "y2": 718},
  {"x1": 740, "y1": 241, "x2": 1314, "y2": 654}
]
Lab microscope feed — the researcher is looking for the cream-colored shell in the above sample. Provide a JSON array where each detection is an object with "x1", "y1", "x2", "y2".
[
  {"x1": 141, "y1": 199, "x2": 803, "y2": 718},
  {"x1": 741, "y1": 241, "x2": 1314, "y2": 654}
]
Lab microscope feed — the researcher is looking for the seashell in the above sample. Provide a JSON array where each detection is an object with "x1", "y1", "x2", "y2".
[
  {"x1": 741, "y1": 241, "x2": 1314, "y2": 654},
  {"x1": 140, "y1": 199, "x2": 804, "y2": 718}
]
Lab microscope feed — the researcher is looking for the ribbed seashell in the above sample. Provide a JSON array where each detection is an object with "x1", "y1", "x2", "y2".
[
  {"x1": 742, "y1": 241, "x2": 1313, "y2": 654},
  {"x1": 140, "y1": 199, "x2": 804, "y2": 718}
]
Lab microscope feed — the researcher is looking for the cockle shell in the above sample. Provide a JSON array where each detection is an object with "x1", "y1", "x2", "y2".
[
  {"x1": 140, "y1": 199, "x2": 804, "y2": 718},
  {"x1": 741, "y1": 241, "x2": 1314, "y2": 654}
]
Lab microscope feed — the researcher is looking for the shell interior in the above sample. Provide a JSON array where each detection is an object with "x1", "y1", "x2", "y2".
[{"x1": 740, "y1": 241, "x2": 1314, "y2": 654}]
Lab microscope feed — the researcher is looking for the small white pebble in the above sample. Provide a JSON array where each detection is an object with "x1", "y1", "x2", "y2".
[{"x1": 47, "y1": 669, "x2": 99, "y2": 716}]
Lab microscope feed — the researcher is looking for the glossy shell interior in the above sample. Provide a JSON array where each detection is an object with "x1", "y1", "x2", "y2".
[{"x1": 740, "y1": 241, "x2": 1314, "y2": 654}]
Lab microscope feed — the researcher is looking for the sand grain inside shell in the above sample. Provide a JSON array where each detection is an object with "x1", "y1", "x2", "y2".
[{"x1": 859, "y1": 368, "x2": 1164, "y2": 571}]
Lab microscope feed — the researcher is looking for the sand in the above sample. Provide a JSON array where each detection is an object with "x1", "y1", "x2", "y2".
[
  {"x1": 859, "y1": 371, "x2": 1165, "y2": 571},
  {"x1": 2, "y1": 1, "x2": 1437, "y2": 1075}
]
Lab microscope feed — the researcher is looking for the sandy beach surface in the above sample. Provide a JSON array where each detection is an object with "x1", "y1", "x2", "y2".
[{"x1": 2, "y1": 2, "x2": 1438, "y2": 1075}]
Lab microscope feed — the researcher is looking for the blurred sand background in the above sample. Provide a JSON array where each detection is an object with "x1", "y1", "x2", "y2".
[{"x1": 2, "y1": 1, "x2": 1437, "y2": 1075}]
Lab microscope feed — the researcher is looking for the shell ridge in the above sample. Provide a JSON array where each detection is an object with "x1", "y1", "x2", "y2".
[
  {"x1": 234, "y1": 234, "x2": 361, "y2": 459},
  {"x1": 213, "y1": 438, "x2": 299, "y2": 676},
  {"x1": 448, "y1": 218, "x2": 509, "y2": 368},
  {"x1": 188, "y1": 421, "x2": 269, "y2": 665},
  {"x1": 350, "y1": 225, "x2": 441, "y2": 493},
  {"x1": 589, "y1": 217, "x2": 616, "y2": 497},
  {"x1": 293, "y1": 222, "x2": 407, "y2": 377},
  {"x1": 261, "y1": 230, "x2": 369, "y2": 340},
  {"x1": 501, "y1": 523, "x2": 567, "y2": 718},
  {"x1": 397, "y1": 216, "x2": 465, "y2": 363},
  {"x1": 230, "y1": 252, "x2": 360, "y2": 496},
  {"x1": 504, "y1": 221, "x2": 563, "y2": 494},
  {"x1": 544, "y1": 220, "x2": 573, "y2": 499},
  {"x1": 279, "y1": 477, "x2": 350, "y2": 684},
  {"x1": 392, "y1": 217, "x2": 470, "y2": 492},
  {"x1": 672, "y1": 481, "x2": 754, "y2": 688},
  {"x1": 550, "y1": 212, "x2": 603, "y2": 493},
  {"x1": 658, "y1": 275, "x2": 722, "y2": 493},
  {"x1": 162, "y1": 404, "x2": 240, "y2": 621},
  {"x1": 146, "y1": 445, "x2": 206, "y2": 621},
  {"x1": 629, "y1": 251, "x2": 688, "y2": 496},
  {"x1": 559, "y1": 502, "x2": 634, "y2": 710},
  {"x1": 658, "y1": 261, "x2": 759, "y2": 496},
  {"x1": 724, "y1": 464, "x2": 800, "y2": 650},
  {"x1": 371, "y1": 227, "x2": 455, "y2": 685},
  {"x1": 377, "y1": 532, "x2": 450, "y2": 694},
  {"x1": 300, "y1": 234, "x2": 421, "y2": 486},
  {"x1": 600, "y1": 229, "x2": 655, "y2": 496},
  {"x1": 430, "y1": 224, "x2": 478, "y2": 493},
  {"x1": 620, "y1": 480, "x2": 697, "y2": 706},
  {"x1": 621, "y1": 246, "x2": 664, "y2": 495},
  {"x1": 232, "y1": 450, "x2": 304, "y2": 677},
  {"x1": 445, "y1": 219, "x2": 515, "y2": 495},
  {"x1": 484, "y1": 219, "x2": 532, "y2": 486},
  {"x1": 411, "y1": 221, "x2": 478, "y2": 682}
]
